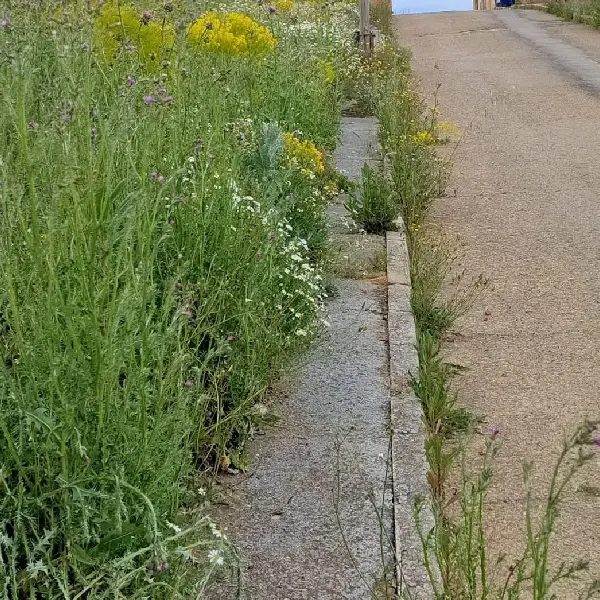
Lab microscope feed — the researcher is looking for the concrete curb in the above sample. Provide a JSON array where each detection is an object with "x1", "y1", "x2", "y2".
[
  {"x1": 336, "y1": 114, "x2": 436, "y2": 597},
  {"x1": 386, "y1": 224, "x2": 436, "y2": 599}
]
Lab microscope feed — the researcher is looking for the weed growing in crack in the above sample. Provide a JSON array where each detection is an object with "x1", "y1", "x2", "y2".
[
  {"x1": 409, "y1": 229, "x2": 488, "y2": 340},
  {"x1": 417, "y1": 422, "x2": 600, "y2": 600},
  {"x1": 345, "y1": 163, "x2": 399, "y2": 234}
]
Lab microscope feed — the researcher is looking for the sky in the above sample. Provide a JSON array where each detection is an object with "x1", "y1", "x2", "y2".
[{"x1": 392, "y1": 0, "x2": 473, "y2": 13}]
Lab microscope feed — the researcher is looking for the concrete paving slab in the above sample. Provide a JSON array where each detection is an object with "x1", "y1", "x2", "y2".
[{"x1": 205, "y1": 279, "x2": 393, "y2": 600}]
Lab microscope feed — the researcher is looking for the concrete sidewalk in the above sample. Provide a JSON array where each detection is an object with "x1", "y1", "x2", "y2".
[{"x1": 205, "y1": 118, "x2": 431, "y2": 599}]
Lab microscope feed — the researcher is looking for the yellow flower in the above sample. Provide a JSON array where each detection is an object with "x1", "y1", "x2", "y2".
[
  {"x1": 188, "y1": 12, "x2": 277, "y2": 59},
  {"x1": 320, "y1": 60, "x2": 336, "y2": 84},
  {"x1": 274, "y1": 0, "x2": 295, "y2": 11},
  {"x1": 408, "y1": 130, "x2": 436, "y2": 146},
  {"x1": 283, "y1": 133, "x2": 324, "y2": 175},
  {"x1": 434, "y1": 120, "x2": 462, "y2": 140},
  {"x1": 94, "y1": 2, "x2": 175, "y2": 70}
]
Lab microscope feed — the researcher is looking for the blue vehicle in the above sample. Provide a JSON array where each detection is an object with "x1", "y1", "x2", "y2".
[{"x1": 496, "y1": 0, "x2": 515, "y2": 5}]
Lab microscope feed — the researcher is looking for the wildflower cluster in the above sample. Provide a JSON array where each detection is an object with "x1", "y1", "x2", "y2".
[
  {"x1": 188, "y1": 12, "x2": 277, "y2": 58},
  {"x1": 283, "y1": 132, "x2": 324, "y2": 176},
  {"x1": 434, "y1": 120, "x2": 462, "y2": 142},
  {"x1": 230, "y1": 183, "x2": 325, "y2": 341},
  {"x1": 226, "y1": 117, "x2": 257, "y2": 154},
  {"x1": 339, "y1": 43, "x2": 410, "y2": 114},
  {"x1": 408, "y1": 130, "x2": 436, "y2": 145},
  {"x1": 0, "y1": 0, "x2": 350, "y2": 596},
  {"x1": 94, "y1": 1, "x2": 175, "y2": 69},
  {"x1": 273, "y1": 0, "x2": 295, "y2": 11}
]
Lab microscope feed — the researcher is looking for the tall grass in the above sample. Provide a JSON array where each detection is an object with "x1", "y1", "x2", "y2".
[
  {"x1": 547, "y1": 0, "x2": 600, "y2": 25},
  {"x1": 0, "y1": 0, "x2": 356, "y2": 595}
]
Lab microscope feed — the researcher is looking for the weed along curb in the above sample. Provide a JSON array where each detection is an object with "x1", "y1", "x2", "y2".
[{"x1": 386, "y1": 225, "x2": 436, "y2": 599}]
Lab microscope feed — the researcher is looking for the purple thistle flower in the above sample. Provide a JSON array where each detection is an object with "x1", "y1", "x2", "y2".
[
  {"x1": 1, "y1": 17, "x2": 10, "y2": 29},
  {"x1": 158, "y1": 87, "x2": 167, "y2": 96},
  {"x1": 595, "y1": 438, "x2": 600, "y2": 448},
  {"x1": 269, "y1": 5, "x2": 276, "y2": 12},
  {"x1": 227, "y1": 335, "x2": 234, "y2": 341},
  {"x1": 143, "y1": 95, "x2": 154, "y2": 105},
  {"x1": 169, "y1": 219, "x2": 175, "y2": 225},
  {"x1": 61, "y1": 113, "x2": 71, "y2": 124},
  {"x1": 127, "y1": 75, "x2": 136, "y2": 86},
  {"x1": 184, "y1": 380, "x2": 194, "y2": 388},
  {"x1": 487, "y1": 425, "x2": 500, "y2": 436},
  {"x1": 81, "y1": 41, "x2": 90, "y2": 51},
  {"x1": 163, "y1": 95, "x2": 174, "y2": 104},
  {"x1": 125, "y1": 43, "x2": 137, "y2": 52},
  {"x1": 142, "y1": 11, "x2": 152, "y2": 24}
]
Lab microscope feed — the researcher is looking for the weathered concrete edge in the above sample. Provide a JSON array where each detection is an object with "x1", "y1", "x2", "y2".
[{"x1": 386, "y1": 225, "x2": 437, "y2": 599}]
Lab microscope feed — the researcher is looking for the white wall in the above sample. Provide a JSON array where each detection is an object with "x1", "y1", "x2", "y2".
[{"x1": 393, "y1": 0, "x2": 474, "y2": 13}]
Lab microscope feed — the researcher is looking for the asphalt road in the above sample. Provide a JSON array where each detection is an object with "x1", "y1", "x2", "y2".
[{"x1": 394, "y1": 8, "x2": 600, "y2": 596}]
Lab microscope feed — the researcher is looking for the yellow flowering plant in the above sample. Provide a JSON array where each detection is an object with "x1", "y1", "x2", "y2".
[
  {"x1": 283, "y1": 132, "x2": 325, "y2": 175},
  {"x1": 408, "y1": 130, "x2": 436, "y2": 146},
  {"x1": 273, "y1": 0, "x2": 295, "y2": 11},
  {"x1": 188, "y1": 12, "x2": 277, "y2": 59},
  {"x1": 434, "y1": 120, "x2": 463, "y2": 142},
  {"x1": 94, "y1": 1, "x2": 175, "y2": 70}
]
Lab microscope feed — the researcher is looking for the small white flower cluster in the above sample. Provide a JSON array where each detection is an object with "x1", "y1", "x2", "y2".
[
  {"x1": 208, "y1": 548, "x2": 224, "y2": 566},
  {"x1": 275, "y1": 223, "x2": 326, "y2": 340},
  {"x1": 282, "y1": 19, "x2": 354, "y2": 52},
  {"x1": 229, "y1": 180, "x2": 325, "y2": 341},
  {"x1": 225, "y1": 117, "x2": 257, "y2": 155}
]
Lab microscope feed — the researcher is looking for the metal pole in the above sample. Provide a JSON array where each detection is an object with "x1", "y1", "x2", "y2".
[{"x1": 359, "y1": 0, "x2": 371, "y2": 55}]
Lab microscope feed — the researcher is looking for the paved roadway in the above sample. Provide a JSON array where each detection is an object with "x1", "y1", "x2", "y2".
[{"x1": 394, "y1": 8, "x2": 600, "y2": 596}]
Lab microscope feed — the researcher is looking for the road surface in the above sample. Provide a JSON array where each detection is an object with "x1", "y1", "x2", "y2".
[{"x1": 394, "y1": 8, "x2": 600, "y2": 595}]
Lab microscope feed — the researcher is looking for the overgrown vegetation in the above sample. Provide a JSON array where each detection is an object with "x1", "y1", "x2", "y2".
[
  {"x1": 547, "y1": 0, "x2": 600, "y2": 26},
  {"x1": 0, "y1": 0, "x2": 359, "y2": 595}
]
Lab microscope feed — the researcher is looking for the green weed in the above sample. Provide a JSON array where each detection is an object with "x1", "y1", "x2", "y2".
[
  {"x1": 346, "y1": 163, "x2": 399, "y2": 234},
  {"x1": 371, "y1": 0, "x2": 394, "y2": 37},
  {"x1": 418, "y1": 423, "x2": 600, "y2": 600},
  {"x1": 409, "y1": 230, "x2": 488, "y2": 340}
]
